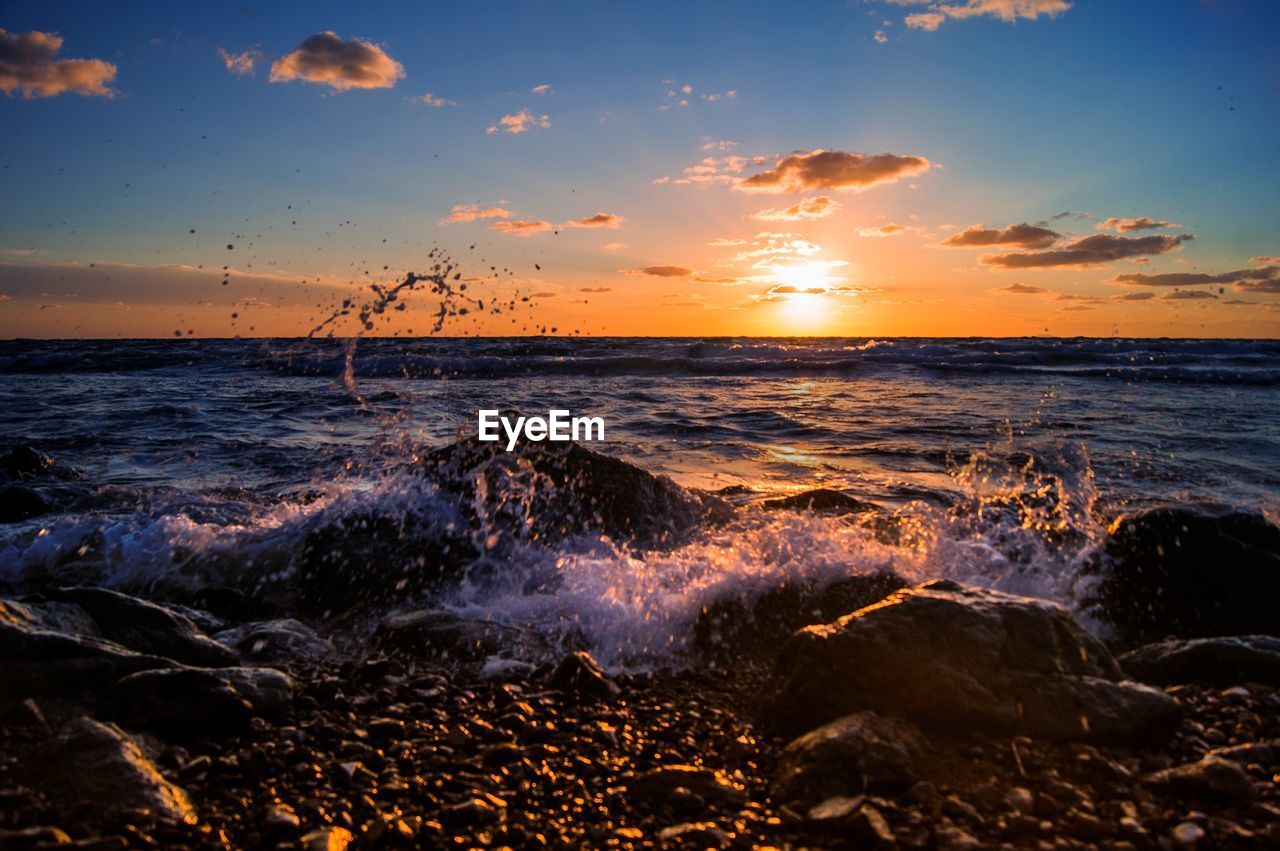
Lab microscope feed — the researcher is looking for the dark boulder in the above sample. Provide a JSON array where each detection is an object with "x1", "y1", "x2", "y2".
[
  {"x1": 1085, "y1": 507, "x2": 1280, "y2": 641},
  {"x1": 773, "y1": 711, "x2": 927, "y2": 802},
  {"x1": 0, "y1": 446, "x2": 55, "y2": 481},
  {"x1": 768, "y1": 580, "x2": 1181, "y2": 743},
  {"x1": 1120, "y1": 635, "x2": 1280, "y2": 686},
  {"x1": 374, "y1": 609, "x2": 546, "y2": 664},
  {"x1": 214, "y1": 618, "x2": 334, "y2": 665},
  {"x1": 42, "y1": 586, "x2": 235, "y2": 668},
  {"x1": 0, "y1": 484, "x2": 49, "y2": 522},
  {"x1": 694, "y1": 572, "x2": 906, "y2": 664},
  {"x1": 547, "y1": 651, "x2": 619, "y2": 700},
  {"x1": 103, "y1": 666, "x2": 294, "y2": 737},
  {"x1": 23, "y1": 717, "x2": 196, "y2": 826},
  {"x1": 419, "y1": 437, "x2": 733, "y2": 549},
  {"x1": 0, "y1": 599, "x2": 175, "y2": 702},
  {"x1": 1144, "y1": 755, "x2": 1256, "y2": 803},
  {"x1": 762, "y1": 489, "x2": 878, "y2": 515}
]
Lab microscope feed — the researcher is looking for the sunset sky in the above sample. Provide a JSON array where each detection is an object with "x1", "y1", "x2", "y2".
[{"x1": 2, "y1": 0, "x2": 1278, "y2": 338}]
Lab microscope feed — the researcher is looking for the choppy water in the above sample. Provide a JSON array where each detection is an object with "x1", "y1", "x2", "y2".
[{"x1": 1, "y1": 337, "x2": 1277, "y2": 663}]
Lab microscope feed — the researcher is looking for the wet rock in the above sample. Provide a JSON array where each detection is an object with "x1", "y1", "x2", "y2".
[
  {"x1": 774, "y1": 711, "x2": 926, "y2": 801},
  {"x1": 848, "y1": 804, "x2": 895, "y2": 849},
  {"x1": 23, "y1": 717, "x2": 196, "y2": 825},
  {"x1": 440, "y1": 797, "x2": 505, "y2": 828},
  {"x1": 0, "y1": 484, "x2": 50, "y2": 522},
  {"x1": 0, "y1": 599, "x2": 175, "y2": 702},
  {"x1": 1170, "y1": 821, "x2": 1205, "y2": 847},
  {"x1": 768, "y1": 580, "x2": 1181, "y2": 742},
  {"x1": 1120, "y1": 636, "x2": 1280, "y2": 686},
  {"x1": 631, "y1": 765, "x2": 747, "y2": 808},
  {"x1": 374, "y1": 609, "x2": 543, "y2": 663},
  {"x1": 0, "y1": 826, "x2": 72, "y2": 848},
  {"x1": 103, "y1": 666, "x2": 294, "y2": 737},
  {"x1": 42, "y1": 587, "x2": 236, "y2": 668},
  {"x1": 694, "y1": 572, "x2": 906, "y2": 664},
  {"x1": 213, "y1": 618, "x2": 334, "y2": 665},
  {"x1": 1208, "y1": 741, "x2": 1280, "y2": 768},
  {"x1": 0, "y1": 446, "x2": 55, "y2": 481},
  {"x1": 300, "y1": 827, "x2": 354, "y2": 851},
  {"x1": 548, "y1": 651, "x2": 619, "y2": 700},
  {"x1": 420, "y1": 437, "x2": 733, "y2": 549},
  {"x1": 762, "y1": 488, "x2": 879, "y2": 515},
  {"x1": 1086, "y1": 507, "x2": 1280, "y2": 640},
  {"x1": 655, "y1": 821, "x2": 730, "y2": 848},
  {"x1": 1144, "y1": 755, "x2": 1256, "y2": 802},
  {"x1": 806, "y1": 795, "x2": 865, "y2": 824}
]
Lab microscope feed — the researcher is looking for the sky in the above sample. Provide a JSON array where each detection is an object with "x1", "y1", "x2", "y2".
[{"x1": 1, "y1": 0, "x2": 1278, "y2": 338}]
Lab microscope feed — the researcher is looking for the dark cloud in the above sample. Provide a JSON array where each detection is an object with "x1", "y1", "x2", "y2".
[
  {"x1": 941, "y1": 223, "x2": 1060, "y2": 250},
  {"x1": 269, "y1": 32, "x2": 404, "y2": 92},
  {"x1": 1097, "y1": 216, "x2": 1178, "y2": 233},
  {"x1": 739, "y1": 149, "x2": 930, "y2": 194},
  {"x1": 630, "y1": 265, "x2": 693, "y2": 278},
  {"x1": 982, "y1": 233, "x2": 1192, "y2": 269},
  {"x1": 1112, "y1": 291, "x2": 1156, "y2": 301},
  {"x1": 0, "y1": 29, "x2": 116, "y2": 99},
  {"x1": 1161, "y1": 290, "x2": 1218, "y2": 300},
  {"x1": 579, "y1": 287, "x2": 612, "y2": 293},
  {"x1": 996, "y1": 283, "x2": 1046, "y2": 294},
  {"x1": 1110, "y1": 265, "x2": 1278, "y2": 294}
]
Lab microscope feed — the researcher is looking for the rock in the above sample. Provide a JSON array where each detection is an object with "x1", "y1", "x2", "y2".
[
  {"x1": 0, "y1": 446, "x2": 55, "y2": 481},
  {"x1": 655, "y1": 822, "x2": 730, "y2": 848},
  {"x1": 42, "y1": 587, "x2": 236, "y2": 668},
  {"x1": 300, "y1": 827, "x2": 354, "y2": 851},
  {"x1": 694, "y1": 573, "x2": 907, "y2": 664},
  {"x1": 0, "y1": 599, "x2": 175, "y2": 702},
  {"x1": 374, "y1": 609, "x2": 543, "y2": 663},
  {"x1": 774, "y1": 711, "x2": 926, "y2": 801},
  {"x1": 807, "y1": 795, "x2": 865, "y2": 824},
  {"x1": 631, "y1": 765, "x2": 747, "y2": 808},
  {"x1": 768, "y1": 580, "x2": 1182, "y2": 742},
  {"x1": 1085, "y1": 507, "x2": 1280, "y2": 640},
  {"x1": 1208, "y1": 741, "x2": 1280, "y2": 768},
  {"x1": 23, "y1": 717, "x2": 196, "y2": 825},
  {"x1": 213, "y1": 618, "x2": 334, "y2": 664},
  {"x1": 440, "y1": 797, "x2": 504, "y2": 828},
  {"x1": 1144, "y1": 756, "x2": 1256, "y2": 802},
  {"x1": 547, "y1": 651, "x2": 619, "y2": 700},
  {"x1": 1170, "y1": 821, "x2": 1205, "y2": 848},
  {"x1": 762, "y1": 488, "x2": 878, "y2": 515},
  {"x1": 0, "y1": 826, "x2": 72, "y2": 848},
  {"x1": 1120, "y1": 636, "x2": 1280, "y2": 686},
  {"x1": 848, "y1": 804, "x2": 895, "y2": 849},
  {"x1": 0, "y1": 484, "x2": 50, "y2": 522},
  {"x1": 420, "y1": 437, "x2": 733, "y2": 550},
  {"x1": 103, "y1": 666, "x2": 294, "y2": 737}
]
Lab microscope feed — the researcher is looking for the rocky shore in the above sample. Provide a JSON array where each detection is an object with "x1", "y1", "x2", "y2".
[{"x1": 3, "y1": 442, "x2": 1279, "y2": 849}]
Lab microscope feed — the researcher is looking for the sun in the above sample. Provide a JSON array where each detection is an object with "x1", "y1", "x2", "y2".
[{"x1": 770, "y1": 261, "x2": 846, "y2": 331}]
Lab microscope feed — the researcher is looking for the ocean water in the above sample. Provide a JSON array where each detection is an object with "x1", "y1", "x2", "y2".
[{"x1": 2, "y1": 337, "x2": 1278, "y2": 663}]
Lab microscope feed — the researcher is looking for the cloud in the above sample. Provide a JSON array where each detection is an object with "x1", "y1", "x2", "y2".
[
  {"x1": 739, "y1": 149, "x2": 931, "y2": 194},
  {"x1": 603, "y1": 242, "x2": 628, "y2": 251},
  {"x1": 0, "y1": 29, "x2": 117, "y2": 99},
  {"x1": 412, "y1": 92, "x2": 456, "y2": 108},
  {"x1": 490, "y1": 219, "x2": 552, "y2": 236},
  {"x1": 940, "y1": 223, "x2": 1060, "y2": 249},
  {"x1": 1249, "y1": 256, "x2": 1280, "y2": 265},
  {"x1": 439, "y1": 204, "x2": 512, "y2": 224},
  {"x1": 1096, "y1": 216, "x2": 1179, "y2": 233},
  {"x1": 751, "y1": 196, "x2": 841, "y2": 222},
  {"x1": 629, "y1": 265, "x2": 694, "y2": 278},
  {"x1": 1109, "y1": 265, "x2": 1279, "y2": 293},
  {"x1": 1161, "y1": 289, "x2": 1218, "y2": 300},
  {"x1": 702, "y1": 139, "x2": 738, "y2": 151},
  {"x1": 1112, "y1": 291, "x2": 1156, "y2": 301},
  {"x1": 531, "y1": 83, "x2": 552, "y2": 95},
  {"x1": 996, "y1": 283, "x2": 1046, "y2": 294},
  {"x1": 982, "y1": 233, "x2": 1192, "y2": 269},
  {"x1": 269, "y1": 32, "x2": 404, "y2": 92},
  {"x1": 655, "y1": 154, "x2": 766, "y2": 186},
  {"x1": 859, "y1": 223, "x2": 909, "y2": 237},
  {"x1": 660, "y1": 82, "x2": 736, "y2": 110},
  {"x1": 875, "y1": 30, "x2": 890, "y2": 43},
  {"x1": 579, "y1": 287, "x2": 612, "y2": 293},
  {"x1": 487, "y1": 108, "x2": 551, "y2": 135},
  {"x1": 708, "y1": 238, "x2": 747, "y2": 247},
  {"x1": 218, "y1": 47, "x2": 262, "y2": 77},
  {"x1": 567, "y1": 212, "x2": 623, "y2": 229},
  {"x1": 896, "y1": 1, "x2": 1072, "y2": 31},
  {"x1": 1054, "y1": 293, "x2": 1103, "y2": 303}
]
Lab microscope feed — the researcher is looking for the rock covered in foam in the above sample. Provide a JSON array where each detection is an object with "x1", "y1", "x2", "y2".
[
  {"x1": 1120, "y1": 635, "x2": 1280, "y2": 686},
  {"x1": 1086, "y1": 507, "x2": 1280, "y2": 640},
  {"x1": 768, "y1": 580, "x2": 1182, "y2": 743}
]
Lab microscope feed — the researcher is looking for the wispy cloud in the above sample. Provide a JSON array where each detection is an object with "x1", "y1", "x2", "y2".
[
  {"x1": 1110, "y1": 265, "x2": 1279, "y2": 294},
  {"x1": 531, "y1": 83, "x2": 553, "y2": 95},
  {"x1": 218, "y1": 47, "x2": 262, "y2": 77},
  {"x1": 487, "y1": 108, "x2": 551, "y2": 135},
  {"x1": 941, "y1": 223, "x2": 1060, "y2": 249},
  {"x1": 994, "y1": 282, "x2": 1046, "y2": 294},
  {"x1": 439, "y1": 204, "x2": 512, "y2": 224},
  {"x1": 567, "y1": 212, "x2": 624, "y2": 229},
  {"x1": 490, "y1": 219, "x2": 553, "y2": 236},
  {"x1": 981, "y1": 233, "x2": 1193, "y2": 269},
  {"x1": 739, "y1": 149, "x2": 931, "y2": 194},
  {"x1": 0, "y1": 28, "x2": 117, "y2": 99},
  {"x1": 269, "y1": 32, "x2": 404, "y2": 92},
  {"x1": 859, "y1": 223, "x2": 910, "y2": 237},
  {"x1": 751, "y1": 196, "x2": 841, "y2": 222},
  {"x1": 1096, "y1": 216, "x2": 1179, "y2": 233},
  {"x1": 412, "y1": 92, "x2": 456, "y2": 108},
  {"x1": 893, "y1": 1, "x2": 1072, "y2": 32}
]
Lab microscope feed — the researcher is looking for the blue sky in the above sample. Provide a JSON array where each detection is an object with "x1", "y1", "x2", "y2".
[{"x1": 2, "y1": 0, "x2": 1278, "y2": 337}]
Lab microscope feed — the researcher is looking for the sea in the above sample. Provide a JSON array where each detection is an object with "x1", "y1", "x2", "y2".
[{"x1": 2, "y1": 337, "x2": 1277, "y2": 664}]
